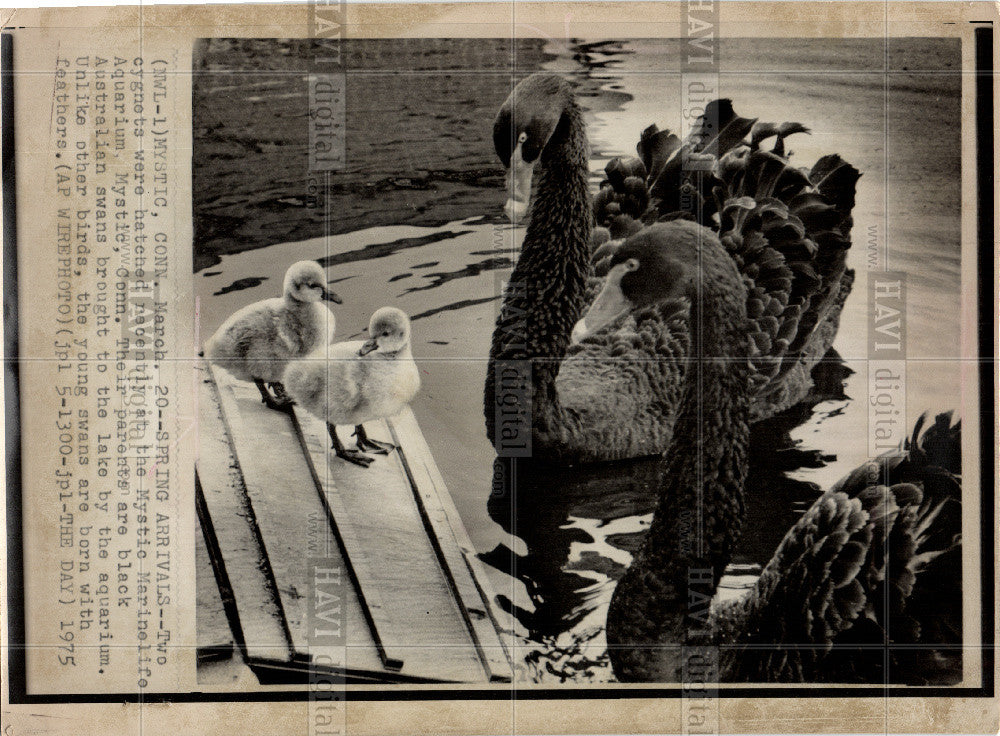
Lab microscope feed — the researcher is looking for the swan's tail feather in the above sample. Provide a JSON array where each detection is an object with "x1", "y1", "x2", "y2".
[
  {"x1": 636, "y1": 125, "x2": 677, "y2": 183},
  {"x1": 894, "y1": 412, "x2": 963, "y2": 677},
  {"x1": 686, "y1": 99, "x2": 758, "y2": 160},
  {"x1": 908, "y1": 410, "x2": 961, "y2": 476},
  {"x1": 750, "y1": 121, "x2": 810, "y2": 153}
]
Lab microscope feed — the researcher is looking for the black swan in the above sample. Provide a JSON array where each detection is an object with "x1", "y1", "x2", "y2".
[
  {"x1": 479, "y1": 353, "x2": 855, "y2": 674},
  {"x1": 573, "y1": 223, "x2": 962, "y2": 683},
  {"x1": 485, "y1": 72, "x2": 860, "y2": 465}
]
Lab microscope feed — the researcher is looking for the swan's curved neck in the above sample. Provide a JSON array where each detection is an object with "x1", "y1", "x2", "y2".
[
  {"x1": 487, "y1": 101, "x2": 592, "y2": 442},
  {"x1": 607, "y1": 251, "x2": 752, "y2": 682}
]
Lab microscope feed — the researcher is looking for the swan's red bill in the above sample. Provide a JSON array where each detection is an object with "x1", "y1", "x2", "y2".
[
  {"x1": 503, "y1": 140, "x2": 534, "y2": 224},
  {"x1": 322, "y1": 287, "x2": 343, "y2": 304},
  {"x1": 571, "y1": 260, "x2": 636, "y2": 344},
  {"x1": 358, "y1": 338, "x2": 378, "y2": 356}
]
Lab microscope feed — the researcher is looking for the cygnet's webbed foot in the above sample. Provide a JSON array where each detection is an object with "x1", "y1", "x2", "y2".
[
  {"x1": 328, "y1": 423, "x2": 374, "y2": 467},
  {"x1": 268, "y1": 381, "x2": 296, "y2": 408},
  {"x1": 255, "y1": 378, "x2": 295, "y2": 412},
  {"x1": 337, "y1": 448, "x2": 375, "y2": 467},
  {"x1": 353, "y1": 425, "x2": 397, "y2": 455}
]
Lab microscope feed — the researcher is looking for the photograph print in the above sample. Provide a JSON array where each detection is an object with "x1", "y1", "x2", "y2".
[{"x1": 191, "y1": 35, "x2": 975, "y2": 688}]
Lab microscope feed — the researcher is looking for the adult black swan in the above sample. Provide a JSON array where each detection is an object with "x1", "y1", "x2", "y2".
[
  {"x1": 572, "y1": 223, "x2": 962, "y2": 683},
  {"x1": 485, "y1": 72, "x2": 860, "y2": 465}
]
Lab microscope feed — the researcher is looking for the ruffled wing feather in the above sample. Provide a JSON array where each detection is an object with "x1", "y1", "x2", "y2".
[
  {"x1": 720, "y1": 413, "x2": 961, "y2": 683},
  {"x1": 591, "y1": 101, "x2": 860, "y2": 418}
]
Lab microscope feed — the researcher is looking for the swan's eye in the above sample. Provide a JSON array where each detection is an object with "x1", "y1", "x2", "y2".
[
  {"x1": 517, "y1": 131, "x2": 528, "y2": 144},
  {"x1": 624, "y1": 258, "x2": 640, "y2": 272}
]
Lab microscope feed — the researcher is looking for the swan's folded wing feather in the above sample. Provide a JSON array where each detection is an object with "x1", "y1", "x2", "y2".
[
  {"x1": 725, "y1": 430, "x2": 961, "y2": 684},
  {"x1": 721, "y1": 490, "x2": 884, "y2": 682},
  {"x1": 708, "y1": 120, "x2": 858, "y2": 415}
]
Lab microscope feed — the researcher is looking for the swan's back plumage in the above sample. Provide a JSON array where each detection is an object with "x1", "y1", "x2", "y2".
[
  {"x1": 593, "y1": 99, "x2": 860, "y2": 420},
  {"x1": 488, "y1": 80, "x2": 860, "y2": 465},
  {"x1": 716, "y1": 412, "x2": 962, "y2": 683}
]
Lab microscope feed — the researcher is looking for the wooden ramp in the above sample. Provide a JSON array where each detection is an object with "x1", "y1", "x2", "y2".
[{"x1": 196, "y1": 361, "x2": 512, "y2": 684}]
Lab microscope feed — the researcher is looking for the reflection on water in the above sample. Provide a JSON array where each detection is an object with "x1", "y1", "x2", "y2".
[
  {"x1": 212, "y1": 276, "x2": 270, "y2": 296},
  {"x1": 195, "y1": 36, "x2": 962, "y2": 684},
  {"x1": 399, "y1": 257, "x2": 513, "y2": 295},
  {"x1": 316, "y1": 231, "x2": 474, "y2": 269},
  {"x1": 485, "y1": 456, "x2": 659, "y2": 682}
]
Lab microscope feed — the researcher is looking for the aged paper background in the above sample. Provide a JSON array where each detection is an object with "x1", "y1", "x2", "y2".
[{"x1": 1, "y1": 1, "x2": 997, "y2": 733}]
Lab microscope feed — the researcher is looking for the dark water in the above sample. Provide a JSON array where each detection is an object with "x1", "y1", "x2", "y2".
[{"x1": 193, "y1": 37, "x2": 964, "y2": 682}]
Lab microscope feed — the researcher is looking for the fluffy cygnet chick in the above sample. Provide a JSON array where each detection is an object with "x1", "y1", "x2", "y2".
[
  {"x1": 205, "y1": 260, "x2": 342, "y2": 410},
  {"x1": 283, "y1": 307, "x2": 420, "y2": 467}
]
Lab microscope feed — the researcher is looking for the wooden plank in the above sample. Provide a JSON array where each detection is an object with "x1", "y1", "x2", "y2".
[
  {"x1": 293, "y1": 409, "x2": 486, "y2": 683},
  {"x1": 252, "y1": 658, "x2": 449, "y2": 686},
  {"x1": 210, "y1": 365, "x2": 316, "y2": 661},
  {"x1": 293, "y1": 412, "x2": 406, "y2": 671},
  {"x1": 195, "y1": 510, "x2": 235, "y2": 664},
  {"x1": 195, "y1": 365, "x2": 291, "y2": 665},
  {"x1": 207, "y1": 364, "x2": 386, "y2": 675},
  {"x1": 389, "y1": 408, "x2": 514, "y2": 682},
  {"x1": 204, "y1": 360, "x2": 502, "y2": 683}
]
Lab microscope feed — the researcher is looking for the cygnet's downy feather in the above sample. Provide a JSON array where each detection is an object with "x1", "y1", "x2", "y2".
[
  {"x1": 206, "y1": 260, "x2": 340, "y2": 385},
  {"x1": 284, "y1": 307, "x2": 420, "y2": 467}
]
